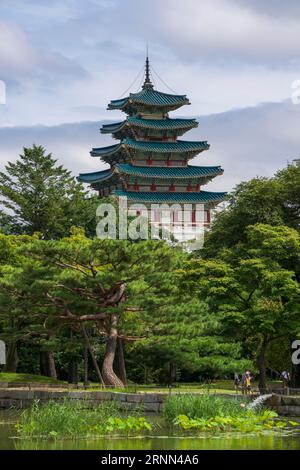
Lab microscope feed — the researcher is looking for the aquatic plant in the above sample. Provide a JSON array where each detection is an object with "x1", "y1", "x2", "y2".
[
  {"x1": 164, "y1": 393, "x2": 249, "y2": 422},
  {"x1": 15, "y1": 399, "x2": 151, "y2": 439},
  {"x1": 174, "y1": 410, "x2": 298, "y2": 433},
  {"x1": 88, "y1": 416, "x2": 152, "y2": 435}
]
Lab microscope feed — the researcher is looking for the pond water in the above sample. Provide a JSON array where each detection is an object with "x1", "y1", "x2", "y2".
[{"x1": 1, "y1": 410, "x2": 300, "y2": 451}]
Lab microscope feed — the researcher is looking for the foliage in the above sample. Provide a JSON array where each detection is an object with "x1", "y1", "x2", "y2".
[
  {"x1": 204, "y1": 159, "x2": 300, "y2": 257},
  {"x1": 180, "y1": 223, "x2": 300, "y2": 389},
  {"x1": 89, "y1": 416, "x2": 152, "y2": 435},
  {"x1": 0, "y1": 230, "x2": 184, "y2": 385},
  {"x1": 1, "y1": 158, "x2": 300, "y2": 385},
  {"x1": 174, "y1": 410, "x2": 298, "y2": 433},
  {"x1": 16, "y1": 399, "x2": 151, "y2": 439},
  {"x1": 0, "y1": 145, "x2": 98, "y2": 238},
  {"x1": 163, "y1": 393, "x2": 249, "y2": 422}
]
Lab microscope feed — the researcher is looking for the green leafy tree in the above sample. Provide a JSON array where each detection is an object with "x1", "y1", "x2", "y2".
[
  {"x1": 183, "y1": 224, "x2": 300, "y2": 391},
  {"x1": 204, "y1": 159, "x2": 300, "y2": 257},
  {"x1": 276, "y1": 158, "x2": 300, "y2": 230}
]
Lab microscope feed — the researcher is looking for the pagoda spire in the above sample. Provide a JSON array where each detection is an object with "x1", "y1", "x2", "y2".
[{"x1": 143, "y1": 53, "x2": 153, "y2": 89}]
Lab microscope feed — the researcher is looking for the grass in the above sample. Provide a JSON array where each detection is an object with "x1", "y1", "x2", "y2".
[
  {"x1": 163, "y1": 393, "x2": 299, "y2": 434},
  {"x1": 87, "y1": 381, "x2": 241, "y2": 394},
  {"x1": 86, "y1": 379, "x2": 267, "y2": 394},
  {"x1": 0, "y1": 372, "x2": 64, "y2": 384},
  {"x1": 15, "y1": 399, "x2": 152, "y2": 439},
  {"x1": 163, "y1": 393, "x2": 249, "y2": 423}
]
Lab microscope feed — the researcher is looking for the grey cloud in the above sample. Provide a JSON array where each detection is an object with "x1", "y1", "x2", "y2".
[
  {"x1": 234, "y1": 0, "x2": 300, "y2": 18},
  {"x1": 0, "y1": 100, "x2": 299, "y2": 193}
]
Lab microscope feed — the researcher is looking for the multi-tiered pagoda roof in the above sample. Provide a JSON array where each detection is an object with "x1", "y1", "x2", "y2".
[{"x1": 78, "y1": 57, "x2": 226, "y2": 218}]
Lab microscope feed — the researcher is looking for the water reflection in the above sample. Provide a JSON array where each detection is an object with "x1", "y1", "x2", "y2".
[{"x1": 12, "y1": 432, "x2": 300, "y2": 451}]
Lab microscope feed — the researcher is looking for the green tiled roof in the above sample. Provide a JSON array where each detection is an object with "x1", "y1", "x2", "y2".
[
  {"x1": 90, "y1": 143, "x2": 121, "y2": 157},
  {"x1": 108, "y1": 88, "x2": 189, "y2": 111},
  {"x1": 117, "y1": 164, "x2": 223, "y2": 179},
  {"x1": 101, "y1": 117, "x2": 198, "y2": 134},
  {"x1": 77, "y1": 168, "x2": 112, "y2": 183},
  {"x1": 114, "y1": 190, "x2": 226, "y2": 204},
  {"x1": 91, "y1": 139, "x2": 209, "y2": 158},
  {"x1": 122, "y1": 138, "x2": 209, "y2": 153},
  {"x1": 77, "y1": 164, "x2": 223, "y2": 184}
]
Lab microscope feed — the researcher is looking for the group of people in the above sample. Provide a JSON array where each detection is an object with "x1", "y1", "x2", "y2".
[
  {"x1": 234, "y1": 370, "x2": 291, "y2": 394},
  {"x1": 234, "y1": 371, "x2": 253, "y2": 394}
]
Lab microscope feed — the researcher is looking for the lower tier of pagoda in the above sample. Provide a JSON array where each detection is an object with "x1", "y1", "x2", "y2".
[{"x1": 113, "y1": 190, "x2": 226, "y2": 204}]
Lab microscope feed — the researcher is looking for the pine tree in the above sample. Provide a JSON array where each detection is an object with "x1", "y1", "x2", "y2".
[{"x1": 0, "y1": 144, "x2": 97, "y2": 238}]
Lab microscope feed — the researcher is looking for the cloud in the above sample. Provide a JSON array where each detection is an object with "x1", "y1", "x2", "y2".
[
  {"x1": 0, "y1": 19, "x2": 88, "y2": 88},
  {"x1": 0, "y1": 21, "x2": 36, "y2": 76},
  {"x1": 234, "y1": 0, "x2": 300, "y2": 18},
  {"x1": 0, "y1": 100, "x2": 299, "y2": 193},
  {"x1": 1, "y1": 1, "x2": 300, "y2": 127},
  {"x1": 156, "y1": 0, "x2": 300, "y2": 63}
]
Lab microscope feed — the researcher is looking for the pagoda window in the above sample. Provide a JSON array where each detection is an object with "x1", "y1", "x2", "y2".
[
  {"x1": 147, "y1": 157, "x2": 153, "y2": 166},
  {"x1": 133, "y1": 182, "x2": 139, "y2": 191},
  {"x1": 169, "y1": 183, "x2": 176, "y2": 192},
  {"x1": 187, "y1": 184, "x2": 193, "y2": 192},
  {"x1": 150, "y1": 182, "x2": 156, "y2": 191},
  {"x1": 167, "y1": 159, "x2": 172, "y2": 167}
]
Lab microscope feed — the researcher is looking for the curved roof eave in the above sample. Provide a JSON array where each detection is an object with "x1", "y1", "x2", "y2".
[
  {"x1": 116, "y1": 163, "x2": 223, "y2": 179},
  {"x1": 113, "y1": 190, "x2": 227, "y2": 203}
]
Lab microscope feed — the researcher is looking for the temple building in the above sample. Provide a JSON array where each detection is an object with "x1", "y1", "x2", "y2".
[{"x1": 78, "y1": 57, "x2": 226, "y2": 240}]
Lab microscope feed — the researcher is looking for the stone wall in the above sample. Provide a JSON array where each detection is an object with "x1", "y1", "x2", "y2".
[
  {"x1": 2, "y1": 386, "x2": 298, "y2": 416},
  {"x1": 0, "y1": 388, "x2": 167, "y2": 412},
  {"x1": 267, "y1": 394, "x2": 300, "y2": 417}
]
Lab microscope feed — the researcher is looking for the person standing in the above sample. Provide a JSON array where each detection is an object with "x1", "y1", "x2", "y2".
[
  {"x1": 234, "y1": 373, "x2": 241, "y2": 393},
  {"x1": 281, "y1": 370, "x2": 290, "y2": 394},
  {"x1": 242, "y1": 370, "x2": 252, "y2": 395}
]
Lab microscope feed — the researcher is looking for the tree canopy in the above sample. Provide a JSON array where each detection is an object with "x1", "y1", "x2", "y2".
[{"x1": 0, "y1": 145, "x2": 98, "y2": 238}]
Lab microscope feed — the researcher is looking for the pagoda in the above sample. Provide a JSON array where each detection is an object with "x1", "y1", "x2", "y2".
[{"x1": 78, "y1": 57, "x2": 226, "y2": 239}]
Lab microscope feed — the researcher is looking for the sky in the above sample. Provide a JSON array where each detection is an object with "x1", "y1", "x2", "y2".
[{"x1": 0, "y1": 0, "x2": 300, "y2": 191}]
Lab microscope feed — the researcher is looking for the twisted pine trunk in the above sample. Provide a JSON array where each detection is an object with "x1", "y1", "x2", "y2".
[
  {"x1": 117, "y1": 338, "x2": 127, "y2": 386},
  {"x1": 102, "y1": 313, "x2": 124, "y2": 388}
]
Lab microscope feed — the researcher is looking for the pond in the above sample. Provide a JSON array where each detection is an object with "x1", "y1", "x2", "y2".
[{"x1": 1, "y1": 410, "x2": 300, "y2": 450}]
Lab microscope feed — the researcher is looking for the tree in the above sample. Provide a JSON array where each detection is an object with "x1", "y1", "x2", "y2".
[
  {"x1": 204, "y1": 159, "x2": 300, "y2": 257},
  {"x1": 0, "y1": 229, "x2": 180, "y2": 387},
  {"x1": 276, "y1": 158, "x2": 300, "y2": 230},
  {"x1": 182, "y1": 224, "x2": 300, "y2": 392},
  {"x1": 0, "y1": 145, "x2": 98, "y2": 238},
  {"x1": 127, "y1": 298, "x2": 251, "y2": 384}
]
